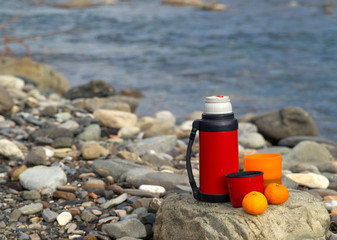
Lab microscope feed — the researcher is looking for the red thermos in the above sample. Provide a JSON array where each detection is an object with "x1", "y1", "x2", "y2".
[{"x1": 186, "y1": 96, "x2": 239, "y2": 202}]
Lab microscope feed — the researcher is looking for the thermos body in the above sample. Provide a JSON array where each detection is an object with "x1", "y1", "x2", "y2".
[
  {"x1": 199, "y1": 130, "x2": 238, "y2": 196},
  {"x1": 186, "y1": 96, "x2": 239, "y2": 202}
]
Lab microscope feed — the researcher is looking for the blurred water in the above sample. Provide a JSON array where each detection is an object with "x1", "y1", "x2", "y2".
[{"x1": 1, "y1": 0, "x2": 336, "y2": 140}]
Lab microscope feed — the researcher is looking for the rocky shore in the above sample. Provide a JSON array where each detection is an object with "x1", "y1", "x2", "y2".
[{"x1": 0, "y1": 74, "x2": 337, "y2": 240}]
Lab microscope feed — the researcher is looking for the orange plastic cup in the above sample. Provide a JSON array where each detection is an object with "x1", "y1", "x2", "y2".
[{"x1": 243, "y1": 153, "x2": 282, "y2": 187}]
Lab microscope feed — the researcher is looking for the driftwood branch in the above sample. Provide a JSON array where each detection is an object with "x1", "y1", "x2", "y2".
[{"x1": 0, "y1": 15, "x2": 21, "y2": 31}]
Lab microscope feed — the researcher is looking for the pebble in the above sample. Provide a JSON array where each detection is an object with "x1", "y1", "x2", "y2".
[
  {"x1": 9, "y1": 209, "x2": 22, "y2": 221},
  {"x1": 19, "y1": 166, "x2": 67, "y2": 190},
  {"x1": 93, "y1": 109, "x2": 137, "y2": 129},
  {"x1": 81, "y1": 142, "x2": 109, "y2": 160},
  {"x1": 53, "y1": 190, "x2": 76, "y2": 199},
  {"x1": 81, "y1": 210, "x2": 98, "y2": 222},
  {"x1": 77, "y1": 124, "x2": 101, "y2": 141},
  {"x1": 101, "y1": 193, "x2": 128, "y2": 209},
  {"x1": 82, "y1": 178, "x2": 106, "y2": 190},
  {"x1": 21, "y1": 190, "x2": 41, "y2": 200},
  {"x1": 59, "y1": 120, "x2": 80, "y2": 131},
  {"x1": 57, "y1": 212, "x2": 72, "y2": 226},
  {"x1": 19, "y1": 203, "x2": 43, "y2": 215},
  {"x1": 42, "y1": 209, "x2": 58, "y2": 222},
  {"x1": 102, "y1": 218, "x2": 147, "y2": 239},
  {"x1": 139, "y1": 185, "x2": 166, "y2": 195},
  {"x1": 286, "y1": 173, "x2": 330, "y2": 189},
  {"x1": 0, "y1": 139, "x2": 24, "y2": 159}
]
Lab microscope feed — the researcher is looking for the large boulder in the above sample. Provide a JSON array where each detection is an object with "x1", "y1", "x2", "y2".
[
  {"x1": 0, "y1": 57, "x2": 69, "y2": 94},
  {"x1": 154, "y1": 191, "x2": 329, "y2": 240},
  {"x1": 64, "y1": 80, "x2": 115, "y2": 100},
  {"x1": 283, "y1": 141, "x2": 333, "y2": 169},
  {"x1": 250, "y1": 106, "x2": 319, "y2": 144},
  {"x1": 0, "y1": 86, "x2": 14, "y2": 114}
]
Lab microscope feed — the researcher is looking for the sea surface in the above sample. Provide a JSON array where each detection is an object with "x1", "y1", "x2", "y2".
[{"x1": 1, "y1": 0, "x2": 336, "y2": 140}]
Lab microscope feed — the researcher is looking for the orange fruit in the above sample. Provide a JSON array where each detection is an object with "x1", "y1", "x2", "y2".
[
  {"x1": 242, "y1": 191, "x2": 268, "y2": 215},
  {"x1": 264, "y1": 183, "x2": 289, "y2": 204}
]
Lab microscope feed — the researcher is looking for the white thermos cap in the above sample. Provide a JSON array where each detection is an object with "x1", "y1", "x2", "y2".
[{"x1": 204, "y1": 96, "x2": 233, "y2": 114}]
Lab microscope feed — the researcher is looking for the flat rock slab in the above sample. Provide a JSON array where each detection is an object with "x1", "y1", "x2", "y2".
[{"x1": 154, "y1": 190, "x2": 329, "y2": 240}]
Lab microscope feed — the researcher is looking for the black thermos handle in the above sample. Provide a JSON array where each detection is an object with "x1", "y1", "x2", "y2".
[{"x1": 186, "y1": 120, "x2": 201, "y2": 200}]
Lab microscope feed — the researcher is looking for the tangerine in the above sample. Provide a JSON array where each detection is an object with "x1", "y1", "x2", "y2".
[
  {"x1": 264, "y1": 183, "x2": 289, "y2": 204},
  {"x1": 242, "y1": 191, "x2": 268, "y2": 215}
]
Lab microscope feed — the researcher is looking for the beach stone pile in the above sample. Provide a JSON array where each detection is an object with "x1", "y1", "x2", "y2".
[{"x1": 0, "y1": 74, "x2": 336, "y2": 239}]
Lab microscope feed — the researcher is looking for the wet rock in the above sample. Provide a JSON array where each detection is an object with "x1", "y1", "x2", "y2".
[
  {"x1": 283, "y1": 141, "x2": 333, "y2": 169},
  {"x1": 22, "y1": 190, "x2": 41, "y2": 200},
  {"x1": 140, "y1": 213, "x2": 156, "y2": 225},
  {"x1": 286, "y1": 173, "x2": 329, "y2": 189},
  {"x1": 102, "y1": 218, "x2": 147, "y2": 239},
  {"x1": 19, "y1": 166, "x2": 67, "y2": 190},
  {"x1": 24, "y1": 147, "x2": 47, "y2": 166},
  {"x1": 289, "y1": 163, "x2": 320, "y2": 174},
  {"x1": 154, "y1": 191, "x2": 329, "y2": 239},
  {"x1": 81, "y1": 210, "x2": 98, "y2": 222},
  {"x1": 278, "y1": 136, "x2": 337, "y2": 147},
  {"x1": 77, "y1": 124, "x2": 101, "y2": 141},
  {"x1": 19, "y1": 203, "x2": 43, "y2": 215},
  {"x1": 57, "y1": 212, "x2": 72, "y2": 226},
  {"x1": 0, "y1": 86, "x2": 14, "y2": 114},
  {"x1": 42, "y1": 209, "x2": 58, "y2": 222},
  {"x1": 64, "y1": 80, "x2": 115, "y2": 100},
  {"x1": 0, "y1": 139, "x2": 24, "y2": 159},
  {"x1": 250, "y1": 106, "x2": 319, "y2": 143},
  {"x1": 94, "y1": 109, "x2": 137, "y2": 129},
  {"x1": 81, "y1": 142, "x2": 109, "y2": 160},
  {"x1": 126, "y1": 135, "x2": 177, "y2": 155}
]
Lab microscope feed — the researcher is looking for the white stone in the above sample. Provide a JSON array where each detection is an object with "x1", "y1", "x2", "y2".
[
  {"x1": 139, "y1": 185, "x2": 166, "y2": 195},
  {"x1": 238, "y1": 122, "x2": 258, "y2": 135},
  {"x1": 93, "y1": 109, "x2": 137, "y2": 129},
  {"x1": 0, "y1": 115, "x2": 5, "y2": 121},
  {"x1": 155, "y1": 110, "x2": 176, "y2": 126},
  {"x1": 285, "y1": 173, "x2": 329, "y2": 189},
  {"x1": 0, "y1": 75, "x2": 25, "y2": 90},
  {"x1": 19, "y1": 166, "x2": 67, "y2": 190},
  {"x1": 0, "y1": 139, "x2": 24, "y2": 159},
  {"x1": 324, "y1": 200, "x2": 337, "y2": 211},
  {"x1": 57, "y1": 212, "x2": 72, "y2": 226},
  {"x1": 118, "y1": 126, "x2": 141, "y2": 139},
  {"x1": 43, "y1": 147, "x2": 54, "y2": 159}
]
